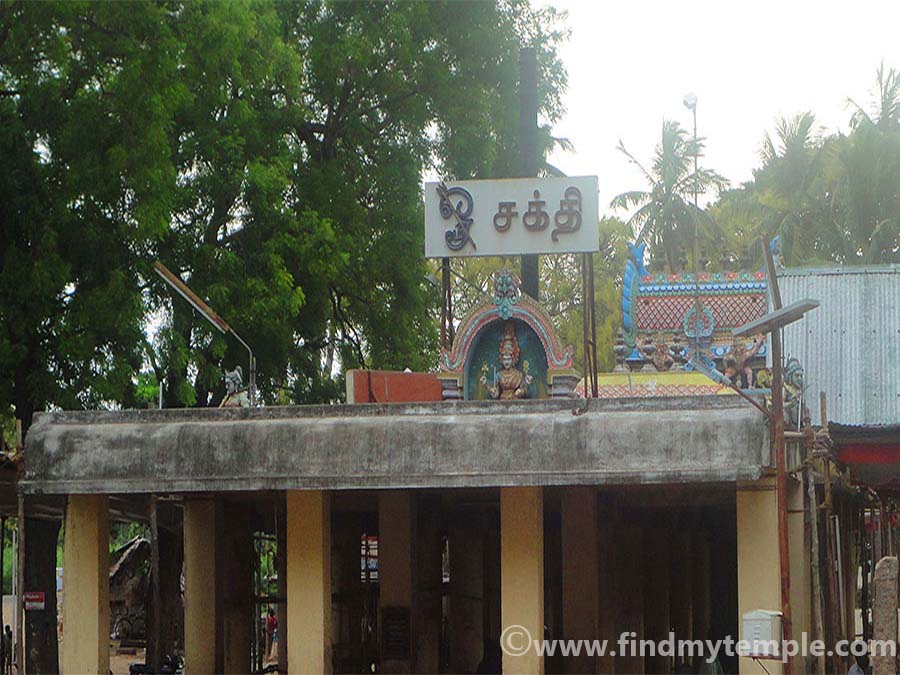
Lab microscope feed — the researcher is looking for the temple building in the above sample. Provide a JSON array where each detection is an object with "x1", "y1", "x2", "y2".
[{"x1": 15, "y1": 256, "x2": 900, "y2": 674}]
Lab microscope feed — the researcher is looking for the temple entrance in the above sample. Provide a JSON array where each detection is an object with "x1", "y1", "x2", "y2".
[
  {"x1": 330, "y1": 489, "x2": 503, "y2": 674},
  {"x1": 328, "y1": 485, "x2": 739, "y2": 675},
  {"x1": 546, "y1": 484, "x2": 740, "y2": 675}
]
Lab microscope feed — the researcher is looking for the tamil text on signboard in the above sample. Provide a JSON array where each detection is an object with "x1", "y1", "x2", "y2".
[{"x1": 423, "y1": 176, "x2": 599, "y2": 258}]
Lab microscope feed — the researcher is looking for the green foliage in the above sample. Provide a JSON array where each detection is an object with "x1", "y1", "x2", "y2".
[
  {"x1": 0, "y1": 0, "x2": 569, "y2": 418},
  {"x1": 612, "y1": 120, "x2": 728, "y2": 273},
  {"x1": 442, "y1": 217, "x2": 630, "y2": 376},
  {"x1": 712, "y1": 66, "x2": 900, "y2": 268},
  {"x1": 544, "y1": 218, "x2": 631, "y2": 373},
  {"x1": 110, "y1": 522, "x2": 149, "y2": 553}
]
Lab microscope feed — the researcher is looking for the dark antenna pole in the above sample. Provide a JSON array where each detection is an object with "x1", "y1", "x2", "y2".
[{"x1": 519, "y1": 47, "x2": 540, "y2": 300}]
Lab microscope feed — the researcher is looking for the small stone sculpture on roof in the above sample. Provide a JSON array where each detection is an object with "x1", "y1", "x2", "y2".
[{"x1": 220, "y1": 366, "x2": 250, "y2": 408}]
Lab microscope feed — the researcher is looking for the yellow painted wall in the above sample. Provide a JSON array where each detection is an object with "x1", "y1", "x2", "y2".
[
  {"x1": 61, "y1": 494, "x2": 110, "y2": 675},
  {"x1": 501, "y1": 487, "x2": 544, "y2": 675},
  {"x1": 183, "y1": 499, "x2": 217, "y2": 675},
  {"x1": 287, "y1": 490, "x2": 332, "y2": 674},
  {"x1": 595, "y1": 370, "x2": 735, "y2": 393},
  {"x1": 737, "y1": 479, "x2": 782, "y2": 675}
]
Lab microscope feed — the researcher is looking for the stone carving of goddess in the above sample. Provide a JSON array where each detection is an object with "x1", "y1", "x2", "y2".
[{"x1": 480, "y1": 322, "x2": 533, "y2": 399}]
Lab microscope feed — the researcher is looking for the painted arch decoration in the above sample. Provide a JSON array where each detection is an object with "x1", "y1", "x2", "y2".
[{"x1": 437, "y1": 269, "x2": 578, "y2": 401}]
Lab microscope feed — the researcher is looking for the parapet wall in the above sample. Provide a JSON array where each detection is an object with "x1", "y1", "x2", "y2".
[{"x1": 23, "y1": 397, "x2": 770, "y2": 495}]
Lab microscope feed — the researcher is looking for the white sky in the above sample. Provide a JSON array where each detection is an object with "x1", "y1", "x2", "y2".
[{"x1": 542, "y1": 0, "x2": 900, "y2": 214}]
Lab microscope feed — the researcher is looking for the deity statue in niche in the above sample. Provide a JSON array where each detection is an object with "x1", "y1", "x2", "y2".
[{"x1": 479, "y1": 321, "x2": 533, "y2": 399}]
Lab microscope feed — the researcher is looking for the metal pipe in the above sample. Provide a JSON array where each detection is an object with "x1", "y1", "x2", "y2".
[
  {"x1": 229, "y1": 329, "x2": 257, "y2": 406},
  {"x1": 15, "y1": 495, "x2": 23, "y2": 675},
  {"x1": 518, "y1": 47, "x2": 540, "y2": 300}
]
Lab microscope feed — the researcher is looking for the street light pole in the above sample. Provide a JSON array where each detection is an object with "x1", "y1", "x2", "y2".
[
  {"x1": 154, "y1": 261, "x2": 257, "y2": 406},
  {"x1": 683, "y1": 93, "x2": 700, "y2": 276}
]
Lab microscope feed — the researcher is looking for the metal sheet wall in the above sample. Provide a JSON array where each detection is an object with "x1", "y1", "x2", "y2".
[{"x1": 774, "y1": 266, "x2": 900, "y2": 426}]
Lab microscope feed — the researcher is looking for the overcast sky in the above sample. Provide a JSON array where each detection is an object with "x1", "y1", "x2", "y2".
[{"x1": 542, "y1": 0, "x2": 900, "y2": 215}]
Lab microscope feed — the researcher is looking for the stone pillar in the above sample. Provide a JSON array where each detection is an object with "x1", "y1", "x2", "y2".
[
  {"x1": 692, "y1": 527, "x2": 711, "y2": 649},
  {"x1": 183, "y1": 499, "x2": 218, "y2": 675},
  {"x1": 61, "y1": 494, "x2": 110, "y2": 675},
  {"x1": 24, "y1": 515, "x2": 61, "y2": 674},
  {"x1": 501, "y1": 487, "x2": 544, "y2": 675},
  {"x1": 448, "y1": 522, "x2": 484, "y2": 673},
  {"x1": 155, "y1": 501, "x2": 184, "y2": 664},
  {"x1": 332, "y1": 511, "x2": 364, "y2": 661},
  {"x1": 614, "y1": 510, "x2": 643, "y2": 675},
  {"x1": 670, "y1": 513, "x2": 693, "y2": 651},
  {"x1": 872, "y1": 557, "x2": 898, "y2": 675},
  {"x1": 596, "y1": 496, "x2": 616, "y2": 675},
  {"x1": 561, "y1": 486, "x2": 599, "y2": 674},
  {"x1": 737, "y1": 479, "x2": 782, "y2": 675},
  {"x1": 287, "y1": 490, "x2": 332, "y2": 674},
  {"x1": 643, "y1": 518, "x2": 671, "y2": 675},
  {"x1": 221, "y1": 502, "x2": 253, "y2": 674},
  {"x1": 276, "y1": 509, "x2": 288, "y2": 670},
  {"x1": 415, "y1": 495, "x2": 443, "y2": 674},
  {"x1": 379, "y1": 491, "x2": 416, "y2": 674}
]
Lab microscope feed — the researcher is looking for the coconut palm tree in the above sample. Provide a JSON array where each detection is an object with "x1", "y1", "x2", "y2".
[
  {"x1": 848, "y1": 61, "x2": 900, "y2": 131},
  {"x1": 612, "y1": 120, "x2": 727, "y2": 273}
]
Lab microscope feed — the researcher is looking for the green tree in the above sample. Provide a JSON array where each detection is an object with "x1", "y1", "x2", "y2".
[
  {"x1": 149, "y1": 0, "x2": 570, "y2": 406},
  {"x1": 1, "y1": 2, "x2": 569, "y2": 668},
  {"x1": 611, "y1": 120, "x2": 728, "y2": 273},
  {"x1": 712, "y1": 65, "x2": 900, "y2": 267},
  {"x1": 441, "y1": 217, "x2": 630, "y2": 375},
  {"x1": 711, "y1": 112, "x2": 824, "y2": 267}
]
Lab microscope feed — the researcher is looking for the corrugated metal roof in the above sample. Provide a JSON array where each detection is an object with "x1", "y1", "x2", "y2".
[{"x1": 775, "y1": 265, "x2": 900, "y2": 426}]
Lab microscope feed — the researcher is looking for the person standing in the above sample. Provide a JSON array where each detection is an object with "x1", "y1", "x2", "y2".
[
  {"x1": 265, "y1": 608, "x2": 277, "y2": 663},
  {"x1": 2, "y1": 625, "x2": 11, "y2": 675}
]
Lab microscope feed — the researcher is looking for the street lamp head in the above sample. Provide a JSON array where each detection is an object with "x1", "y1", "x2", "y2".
[{"x1": 683, "y1": 92, "x2": 698, "y2": 111}]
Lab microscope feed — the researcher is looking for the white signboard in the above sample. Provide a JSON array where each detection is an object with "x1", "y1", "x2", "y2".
[{"x1": 424, "y1": 176, "x2": 599, "y2": 258}]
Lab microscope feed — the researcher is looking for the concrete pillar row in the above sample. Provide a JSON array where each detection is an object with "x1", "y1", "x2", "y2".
[
  {"x1": 61, "y1": 494, "x2": 110, "y2": 675},
  {"x1": 287, "y1": 490, "x2": 332, "y2": 674},
  {"x1": 501, "y1": 486, "x2": 544, "y2": 675},
  {"x1": 183, "y1": 499, "x2": 218, "y2": 675}
]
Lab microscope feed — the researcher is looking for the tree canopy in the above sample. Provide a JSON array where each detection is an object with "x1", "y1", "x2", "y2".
[
  {"x1": 0, "y1": 0, "x2": 569, "y2": 421},
  {"x1": 614, "y1": 65, "x2": 900, "y2": 274},
  {"x1": 612, "y1": 120, "x2": 727, "y2": 273}
]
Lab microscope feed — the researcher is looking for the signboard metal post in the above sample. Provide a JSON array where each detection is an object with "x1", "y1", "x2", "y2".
[{"x1": 519, "y1": 47, "x2": 540, "y2": 300}]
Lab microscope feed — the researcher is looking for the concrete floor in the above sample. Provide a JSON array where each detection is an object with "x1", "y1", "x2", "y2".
[{"x1": 109, "y1": 641, "x2": 145, "y2": 675}]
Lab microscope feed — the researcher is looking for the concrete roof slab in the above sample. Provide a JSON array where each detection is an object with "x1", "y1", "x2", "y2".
[{"x1": 22, "y1": 397, "x2": 770, "y2": 494}]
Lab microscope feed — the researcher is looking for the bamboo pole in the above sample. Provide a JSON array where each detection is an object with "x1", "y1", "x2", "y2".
[
  {"x1": 806, "y1": 453, "x2": 826, "y2": 675},
  {"x1": 819, "y1": 391, "x2": 844, "y2": 673},
  {"x1": 763, "y1": 239, "x2": 793, "y2": 675}
]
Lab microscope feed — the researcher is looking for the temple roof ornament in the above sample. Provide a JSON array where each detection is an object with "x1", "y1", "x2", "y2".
[
  {"x1": 615, "y1": 241, "x2": 770, "y2": 389},
  {"x1": 438, "y1": 268, "x2": 577, "y2": 400},
  {"x1": 440, "y1": 269, "x2": 574, "y2": 373}
]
